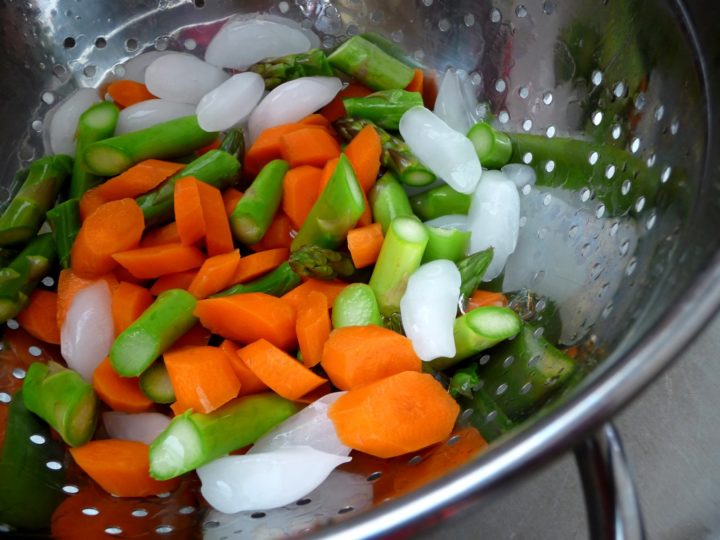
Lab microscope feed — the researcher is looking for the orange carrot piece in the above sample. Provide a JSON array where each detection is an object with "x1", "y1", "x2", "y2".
[
  {"x1": 329, "y1": 371, "x2": 460, "y2": 458},
  {"x1": 57, "y1": 269, "x2": 119, "y2": 329},
  {"x1": 164, "y1": 345, "x2": 241, "y2": 414},
  {"x1": 107, "y1": 80, "x2": 156, "y2": 108},
  {"x1": 295, "y1": 381, "x2": 333, "y2": 404},
  {"x1": 149, "y1": 270, "x2": 197, "y2": 296},
  {"x1": 300, "y1": 113, "x2": 333, "y2": 129},
  {"x1": 93, "y1": 358, "x2": 153, "y2": 413},
  {"x1": 141, "y1": 222, "x2": 180, "y2": 247},
  {"x1": 188, "y1": 250, "x2": 241, "y2": 299},
  {"x1": 173, "y1": 177, "x2": 206, "y2": 246},
  {"x1": 112, "y1": 243, "x2": 205, "y2": 279},
  {"x1": 347, "y1": 223, "x2": 384, "y2": 269},
  {"x1": 195, "y1": 293, "x2": 297, "y2": 350},
  {"x1": 71, "y1": 199, "x2": 145, "y2": 278},
  {"x1": 219, "y1": 340, "x2": 269, "y2": 396},
  {"x1": 111, "y1": 281, "x2": 154, "y2": 335},
  {"x1": 320, "y1": 83, "x2": 373, "y2": 122},
  {"x1": 249, "y1": 213, "x2": 295, "y2": 251},
  {"x1": 97, "y1": 159, "x2": 183, "y2": 200},
  {"x1": 169, "y1": 323, "x2": 212, "y2": 351},
  {"x1": 281, "y1": 279, "x2": 347, "y2": 312},
  {"x1": 319, "y1": 157, "x2": 339, "y2": 193},
  {"x1": 78, "y1": 188, "x2": 107, "y2": 221},
  {"x1": 69, "y1": 440, "x2": 180, "y2": 497},
  {"x1": 196, "y1": 180, "x2": 234, "y2": 256},
  {"x1": 344, "y1": 124, "x2": 382, "y2": 192},
  {"x1": 231, "y1": 248, "x2": 288, "y2": 284},
  {"x1": 222, "y1": 188, "x2": 244, "y2": 217},
  {"x1": 245, "y1": 123, "x2": 330, "y2": 175},
  {"x1": 296, "y1": 291, "x2": 330, "y2": 368},
  {"x1": 279, "y1": 128, "x2": 341, "y2": 168},
  {"x1": 282, "y1": 166, "x2": 323, "y2": 229},
  {"x1": 321, "y1": 325, "x2": 421, "y2": 390},
  {"x1": 422, "y1": 71, "x2": 439, "y2": 110},
  {"x1": 17, "y1": 290, "x2": 60, "y2": 345},
  {"x1": 467, "y1": 290, "x2": 509, "y2": 310},
  {"x1": 404, "y1": 68, "x2": 424, "y2": 94},
  {"x1": 237, "y1": 339, "x2": 326, "y2": 400}
]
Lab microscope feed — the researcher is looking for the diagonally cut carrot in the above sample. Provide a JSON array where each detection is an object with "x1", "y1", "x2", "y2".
[
  {"x1": 219, "y1": 340, "x2": 269, "y2": 396},
  {"x1": 281, "y1": 279, "x2": 348, "y2": 312},
  {"x1": 320, "y1": 83, "x2": 373, "y2": 122},
  {"x1": 296, "y1": 291, "x2": 330, "y2": 368},
  {"x1": 174, "y1": 177, "x2": 206, "y2": 246},
  {"x1": 347, "y1": 223, "x2": 384, "y2": 269},
  {"x1": 17, "y1": 290, "x2": 60, "y2": 345},
  {"x1": 107, "y1": 80, "x2": 156, "y2": 108},
  {"x1": 112, "y1": 243, "x2": 205, "y2": 279},
  {"x1": 93, "y1": 358, "x2": 153, "y2": 413},
  {"x1": 222, "y1": 188, "x2": 244, "y2": 217},
  {"x1": 196, "y1": 180, "x2": 234, "y2": 256},
  {"x1": 141, "y1": 222, "x2": 180, "y2": 248},
  {"x1": 344, "y1": 124, "x2": 382, "y2": 192},
  {"x1": 282, "y1": 166, "x2": 323, "y2": 230},
  {"x1": 404, "y1": 68, "x2": 424, "y2": 94},
  {"x1": 231, "y1": 248, "x2": 288, "y2": 284},
  {"x1": 248, "y1": 212, "x2": 295, "y2": 251},
  {"x1": 57, "y1": 269, "x2": 119, "y2": 329},
  {"x1": 187, "y1": 250, "x2": 241, "y2": 299},
  {"x1": 149, "y1": 270, "x2": 198, "y2": 296},
  {"x1": 111, "y1": 281, "x2": 154, "y2": 335},
  {"x1": 279, "y1": 128, "x2": 341, "y2": 168}
]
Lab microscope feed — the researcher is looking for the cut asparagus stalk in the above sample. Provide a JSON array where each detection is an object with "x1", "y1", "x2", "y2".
[
  {"x1": 46, "y1": 198, "x2": 81, "y2": 269},
  {"x1": 331, "y1": 283, "x2": 383, "y2": 328},
  {"x1": 343, "y1": 89, "x2": 423, "y2": 130},
  {"x1": 368, "y1": 172, "x2": 415, "y2": 234},
  {"x1": 213, "y1": 261, "x2": 301, "y2": 298},
  {"x1": 137, "y1": 149, "x2": 241, "y2": 226},
  {"x1": 291, "y1": 154, "x2": 365, "y2": 251},
  {"x1": 359, "y1": 32, "x2": 426, "y2": 69},
  {"x1": 149, "y1": 393, "x2": 300, "y2": 480},
  {"x1": 369, "y1": 216, "x2": 428, "y2": 316},
  {"x1": 456, "y1": 248, "x2": 494, "y2": 303},
  {"x1": 219, "y1": 128, "x2": 245, "y2": 159},
  {"x1": 230, "y1": 159, "x2": 288, "y2": 245},
  {"x1": 83, "y1": 115, "x2": 218, "y2": 176},
  {"x1": 110, "y1": 289, "x2": 197, "y2": 377},
  {"x1": 289, "y1": 244, "x2": 355, "y2": 280},
  {"x1": 422, "y1": 225, "x2": 470, "y2": 263},
  {"x1": 139, "y1": 361, "x2": 176, "y2": 404},
  {"x1": 22, "y1": 361, "x2": 98, "y2": 447},
  {"x1": 249, "y1": 49, "x2": 334, "y2": 89},
  {"x1": 467, "y1": 121, "x2": 513, "y2": 169},
  {"x1": 410, "y1": 184, "x2": 472, "y2": 221},
  {"x1": 69, "y1": 101, "x2": 120, "y2": 198},
  {"x1": 0, "y1": 155, "x2": 73, "y2": 246}
]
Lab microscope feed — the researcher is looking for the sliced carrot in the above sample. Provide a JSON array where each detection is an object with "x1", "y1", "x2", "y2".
[
  {"x1": 57, "y1": 269, "x2": 119, "y2": 329},
  {"x1": 196, "y1": 180, "x2": 234, "y2": 256},
  {"x1": 79, "y1": 188, "x2": 108, "y2": 221},
  {"x1": 164, "y1": 345, "x2": 241, "y2": 414},
  {"x1": 347, "y1": 223, "x2": 384, "y2": 269},
  {"x1": 71, "y1": 199, "x2": 145, "y2": 278},
  {"x1": 97, "y1": 160, "x2": 183, "y2": 200},
  {"x1": 69, "y1": 440, "x2": 180, "y2": 497},
  {"x1": 320, "y1": 83, "x2": 373, "y2": 122},
  {"x1": 467, "y1": 290, "x2": 509, "y2": 310},
  {"x1": 107, "y1": 80, "x2": 156, "y2": 108},
  {"x1": 113, "y1": 264, "x2": 148, "y2": 286},
  {"x1": 281, "y1": 279, "x2": 348, "y2": 312},
  {"x1": 295, "y1": 381, "x2": 333, "y2": 404},
  {"x1": 299, "y1": 113, "x2": 333, "y2": 129},
  {"x1": 219, "y1": 340, "x2": 269, "y2": 396},
  {"x1": 17, "y1": 290, "x2": 60, "y2": 344},
  {"x1": 319, "y1": 157, "x2": 339, "y2": 193},
  {"x1": 111, "y1": 282, "x2": 153, "y2": 335},
  {"x1": 280, "y1": 128, "x2": 341, "y2": 169},
  {"x1": 112, "y1": 243, "x2": 205, "y2": 279},
  {"x1": 404, "y1": 68, "x2": 424, "y2": 94},
  {"x1": 249, "y1": 212, "x2": 294, "y2": 251},
  {"x1": 169, "y1": 323, "x2": 211, "y2": 351},
  {"x1": 187, "y1": 250, "x2": 241, "y2": 299},
  {"x1": 173, "y1": 176, "x2": 206, "y2": 246},
  {"x1": 141, "y1": 222, "x2": 180, "y2": 247},
  {"x1": 149, "y1": 270, "x2": 197, "y2": 296},
  {"x1": 245, "y1": 123, "x2": 330, "y2": 176},
  {"x1": 195, "y1": 293, "x2": 297, "y2": 350},
  {"x1": 93, "y1": 358, "x2": 153, "y2": 413},
  {"x1": 321, "y1": 325, "x2": 421, "y2": 390},
  {"x1": 345, "y1": 124, "x2": 382, "y2": 192},
  {"x1": 296, "y1": 291, "x2": 330, "y2": 368},
  {"x1": 222, "y1": 188, "x2": 244, "y2": 217},
  {"x1": 329, "y1": 371, "x2": 460, "y2": 458},
  {"x1": 231, "y1": 248, "x2": 288, "y2": 284},
  {"x1": 237, "y1": 339, "x2": 326, "y2": 400},
  {"x1": 282, "y1": 166, "x2": 323, "y2": 229}
]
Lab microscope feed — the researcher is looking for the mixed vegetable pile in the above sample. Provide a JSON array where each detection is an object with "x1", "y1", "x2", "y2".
[{"x1": 0, "y1": 12, "x2": 596, "y2": 530}]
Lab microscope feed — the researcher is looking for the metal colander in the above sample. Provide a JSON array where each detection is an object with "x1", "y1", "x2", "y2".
[{"x1": 1, "y1": 0, "x2": 719, "y2": 538}]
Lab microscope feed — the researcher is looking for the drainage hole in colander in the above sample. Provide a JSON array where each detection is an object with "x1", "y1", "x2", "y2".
[
  {"x1": 6, "y1": 319, "x2": 19, "y2": 330},
  {"x1": 296, "y1": 497, "x2": 312, "y2": 505},
  {"x1": 125, "y1": 38, "x2": 139, "y2": 52},
  {"x1": 63, "y1": 37, "x2": 75, "y2": 49},
  {"x1": 520, "y1": 383, "x2": 533, "y2": 395},
  {"x1": 31, "y1": 120, "x2": 42, "y2": 132},
  {"x1": 155, "y1": 525, "x2": 174, "y2": 534},
  {"x1": 104, "y1": 527, "x2": 122, "y2": 536},
  {"x1": 11, "y1": 368, "x2": 26, "y2": 380},
  {"x1": 447, "y1": 435, "x2": 461, "y2": 446},
  {"x1": 156, "y1": 491, "x2": 171, "y2": 498},
  {"x1": 495, "y1": 384, "x2": 508, "y2": 396},
  {"x1": 83, "y1": 65, "x2": 97, "y2": 79},
  {"x1": 155, "y1": 36, "x2": 171, "y2": 51},
  {"x1": 53, "y1": 64, "x2": 67, "y2": 79},
  {"x1": 490, "y1": 8, "x2": 502, "y2": 23},
  {"x1": 250, "y1": 512, "x2": 266, "y2": 519},
  {"x1": 366, "y1": 471, "x2": 382, "y2": 482},
  {"x1": 498, "y1": 110, "x2": 510, "y2": 124},
  {"x1": 203, "y1": 521, "x2": 220, "y2": 529},
  {"x1": 177, "y1": 505, "x2": 195, "y2": 515},
  {"x1": 29, "y1": 434, "x2": 46, "y2": 445},
  {"x1": 95, "y1": 37, "x2": 107, "y2": 49},
  {"x1": 46, "y1": 460, "x2": 62, "y2": 470},
  {"x1": 408, "y1": 455, "x2": 423, "y2": 465},
  {"x1": 591, "y1": 70, "x2": 603, "y2": 86},
  {"x1": 479, "y1": 354, "x2": 490, "y2": 366},
  {"x1": 0, "y1": 392, "x2": 10, "y2": 404},
  {"x1": 131, "y1": 509, "x2": 148, "y2": 518},
  {"x1": 82, "y1": 507, "x2": 100, "y2": 516},
  {"x1": 62, "y1": 485, "x2": 79, "y2": 494},
  {"x1": 338, "y1": 506, "x2": 354, "y2": 515},
  {"x1": 194, "y1": 0, "x2": 205, "y2": 7},
  {"x1": 522, "y1": 151, "x2": 533, "y2": 164},
  {"x1": 28, "y1": 346, "x2": 43, "y2": 357}
]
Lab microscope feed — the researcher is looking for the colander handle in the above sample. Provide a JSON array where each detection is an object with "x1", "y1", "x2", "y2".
[{"x1": 574, "y1": 423, "x2": 646, "y2": 540}]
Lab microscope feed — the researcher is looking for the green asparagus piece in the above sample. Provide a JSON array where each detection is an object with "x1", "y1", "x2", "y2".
[
  {"x1": 467, "y1": 122, "x2": 513, "y2": 169},
  {"x1": 382, "y1": 311, "x2": 404, "y2": 334},
  {"x1": 335, "y1": 118, "x2": 436, "y2": 187},
  {"x1": 359, "y1": 32, "x2": 425, "y2": 69},
  {"x1": 137, "y1": 149, "x2": 241, "y2": 226},
  {"x1": 508, "y1": 289, "x2": 562, "y2": 345},
  {"x1": 289, "y1": 244, "x2": 355, "y2": 280},
  {"x1": 0, "y1": 248, "x2": 17, "y2": 269},
  {"x1": 343, "y1": 90, "x2": 423, "y2": 130},
  {"x1": 250, "y1": 49, "x2": 334, "y2": 89},
  {"x1": 213, "y1": 261, "x2": 301, "y2": 298},
  {"x1": 328, "y1": 36, "x2": 415, "y2": 91},
  {"x1": 110, "y1": 289, "x2": 198, "y2": 377},
  {"x1": 139, "y1": 361, "x2": 176, "y2": 404},
  {"x1": 456, "y1": 248, "x2": 494, "y2": 303},
  {"x1": 83, "y1": 115, "x2": 218, "y2": 176},
  {"x1": 430, "y1": 306, "x2": 522, "y2": 370},
  {"x1": 230, "y1": 159, "x2": 289, "y2": 245},
  {"x1": 0, "y1": 390, "x2": 66, "y2": 530},
  {"x1": 368, "y1": 172, "x2": 415, "y2": 234},
  {"x1": 291, "y1": 154, "x2": 365, "y2": 251},
  {"x1": 0, "y1": 233, "x2": 56, "y2": 322},
  {"x1": 422, "y1": 226, "x2": 470, "y2": 263},
  {"x1": 0, "y1": 155, "x2": 72, "y2": 246},
  {"x1": 332, "y1": 283, "x2": 383, "y2": 328},
  {"x1": 410, "y1": 184, "x2": 472, "y2": 221},
  {"x1": 70, "y1": 101, "x2": 120, "y2": 198},
  {"x1": 22, "y1": 361, "x2": 98, "y2": 447},
  {"x1": 369, "y1": 216, "x2": 428, "y2": 316},
  {"x1": 46, "y1": 198, "x2": 81, "y2": 269},
  {"x1": 219, "y1": 128, "x2": 245, "y2": 159},
  {"x1": 150, "y1": 393, "x2": 300, "y2": 480}
]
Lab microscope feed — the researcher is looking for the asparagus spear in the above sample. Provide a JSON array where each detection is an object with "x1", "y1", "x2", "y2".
[
  {"x1": 467, "y1": 121, "x2": 513, "y2": 169},
  {"x1": 359, "y1": 32, "x2": 425, "y2": 69},
  {"x1": 230, "y1": 159, "x2": 289, "y2": 245},
  {"x1": 213, "y1": 261, "x2": 301, "y2": 298},
  {"x1": 46, "y1": 198, "x2": 81, "y2": 269},
  {"x1": 150, "y1": 393, "x2": 300, "y2": 480},
  {"x1": 289, "y1": 244, "x2": 355, "y2": 280},
  {"x1": 137, "y1": 149, "x2": 241, "y2": 226},
  {"x1": 328, "y1": 36, "x2": 415, "y2": 90},
  {"x1": 83, "y1": 115, "x2": 218, "y2": 176},
  {"x1": 110, "y1": 289, "x2": 197, "y2": 377},
  {"x1": 410, "y1": 184, "x2": 472, "y2": 221},
  {"x1": 368, "y1": 172, "x2": 415, "y2": 234},
  {"x1": 139, "y1": 361, "x2": 175, "y2": 404},
  {"x1": 250, "y1": 49, "x2": 334, "y2": 89},
  {"x1": 343, "y1": 90, "x2": 423, "y2": 130},
  {"x1": 0, "y1": 155, "x2": 72, "y2": 246},
  {"x1": 0, "y1": 233, "x2": 56, "y2": 323},
  {"x1": 456, "y1": 248, "x2": 494, "y2": 303},
  {"x1": 332, "y1": 283, "x2": 383, "y2": 328},
  {"x1": 291, "y1": 154, "x2": 365, "y2": 251},
  {"x1": 369, "y1": 216, "x2": 428, "y2": 316},
  {"x1": 70, "y1": 101, "x2": 120, "y2": 198},
  {"x1": 422, "y1": 226, "x2": 470, "y2": 263},
  {"x1": 219, "y1": 128, "x2": 245, "y2": 159},
  {"x1": 335, "y1": 118, "x2": 436, "y2": 187},
  {"x1": 22, "y1": 361, "x2": 98, "y2": 447}
]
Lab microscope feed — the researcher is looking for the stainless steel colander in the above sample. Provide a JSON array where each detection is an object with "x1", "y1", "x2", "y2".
[{"x1": 1, "y1": 0, "x2": 719, "y2": 538}]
